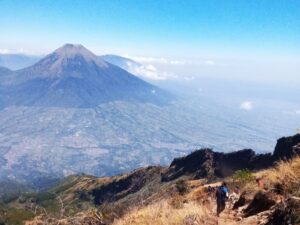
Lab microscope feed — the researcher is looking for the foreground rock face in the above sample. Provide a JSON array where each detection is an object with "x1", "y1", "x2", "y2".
[
  {"x1": 244, "y1": 191, "x2": 276, "y2": 217},
  {"x1": 266, "y1": 197, "x2": 300, "y2": 225},
  {"x1": 162, "y1": 134, "x2": 300, "y2": 181},
  {"x1": 233, "y1": 191, "x2": 254, "y2": 210}
]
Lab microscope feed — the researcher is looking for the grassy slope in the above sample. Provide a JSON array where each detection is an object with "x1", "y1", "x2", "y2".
[
  {"x1": 112, "y1": 157, "x2": 300, "y2": 225},
  {"x1": 3, "y1": 157, "x2": 300, "y2": 225}
]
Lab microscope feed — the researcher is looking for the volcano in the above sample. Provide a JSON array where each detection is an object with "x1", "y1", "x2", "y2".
[{"x1": 0, "y1": 44, "x2": 172, "y2": 107}]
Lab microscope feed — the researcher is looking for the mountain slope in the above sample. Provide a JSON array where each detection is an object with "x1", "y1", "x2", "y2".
[
  {"x1": 2, "y1": 134, "x2": 300, "y2": 225},
  {"x1": 0, "y1": 44, "x2": 172, "y2": 107}
]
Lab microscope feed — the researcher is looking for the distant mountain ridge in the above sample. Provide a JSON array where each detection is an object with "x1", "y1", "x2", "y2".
[
  {"x1": 0, "y1": 44, "x2": 172, "y2": 107},
  {"x1": 0, "y1": 54, "x2": 40, "y2": 70}
]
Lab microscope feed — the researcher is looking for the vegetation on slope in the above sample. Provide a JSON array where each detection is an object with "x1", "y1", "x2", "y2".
[{"x1": 1, "y1": 134, "x2": 299, "y2": 225}]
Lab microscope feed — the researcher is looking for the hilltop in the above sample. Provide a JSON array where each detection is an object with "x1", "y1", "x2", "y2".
[{"x1": 0, "y1": 133, "x2": 299, "y2": 224}]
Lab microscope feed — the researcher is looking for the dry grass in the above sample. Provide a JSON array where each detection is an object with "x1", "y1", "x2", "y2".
[
  {"x1": 255, "y1": 157, "x2": 300, "y2": 196},
  {"x1": 112, "y1": 199, "x2": 216, "y2": 225},
  {"x1": 265, "y1": 157, "x2": 300, "y2": 183},
  {"x1": 26, "y1": 158, "x2": 300, "y2": 225}
]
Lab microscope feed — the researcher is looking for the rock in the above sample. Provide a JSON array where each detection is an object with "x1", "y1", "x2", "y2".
[
  {"x1": 161, "y1": 134, "x2": 300, "y2": 182},
  {"x1": 161, "y1": 148, "x2": 273, "y2": 182},
  {"x1": 265, "y1": 197, "x2": 300, "y2": 225},
  {"x1": 161, "y1": 148, "x2": 215, "y2": 181},
  {"x1": 273, "y1": 134, "x2": 300, "y2": 161},
  {"x1": 233, "y1": 191, "x2": 253, "y2": 210},
  {"x1": 244, "y1": 191, "x2": 276, "y2": 217}
]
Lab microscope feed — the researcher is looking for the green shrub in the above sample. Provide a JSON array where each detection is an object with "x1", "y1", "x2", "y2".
[
  {"x1": 175, "y1": 179, "x2": 188, "y2": 195},
  {"x1": 233, "y1": 169, "x2": 255, "y2": 183}
]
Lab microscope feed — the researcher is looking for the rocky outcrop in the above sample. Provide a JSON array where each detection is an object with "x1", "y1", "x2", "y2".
[
  {"x1": 162, "y1": 134, "x2": 300, "y2": 182},
  {"x1": 266, "y1": 197, "x2": 300, "y2": 225},
  {"x1": 273, "y1": 134, "x2": 300, "y2": 161},
  {"x1": 161, "y1": 149, "x2": 216, "y2": 181},
  {"x1": 161, "y1": 148, "x2": 273, "y2": 181},
  {"x1": 243, "y1": 191, "x2": 276, "y2": 217},
  {"x1": 233, "y1": 191, "x2": 254, "y2": 210}
]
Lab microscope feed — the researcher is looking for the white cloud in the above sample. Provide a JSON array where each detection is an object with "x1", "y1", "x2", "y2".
[
  {"x1": 204, "y1": 60, "x2": 216, "y2": 65},
  {"x1": 124, "y1": 55, "x2": 185, "y2": 65},
  {"x1": 125, "y1": 62, "x2": 174, "y2": 80},
  {"x1": 0, "y1": 49, "x2": 10, "y2": 54},
  {"x1": 0, "y1": 48, "x2": 29, "y2": 55},
  {"x1": 121, "y1": 58, "x2": 182, "y2": 80},
  {"x1": 170, "y1": 60, "x2": 186, "y2": 65},
  {"x1": 240, "y1": 101, "x2": 253, "y2": 111},
  {"x1": 296, "y1": 110, "x2": 300, "y2": 115}
]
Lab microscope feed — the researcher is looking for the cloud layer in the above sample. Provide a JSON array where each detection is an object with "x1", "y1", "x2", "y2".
[
  {"x1": 240, "y1": 101, "x2": 253, "y2": 111},
  {"x1": 124, "y1": 61, "x2": 177, "y2": 80}
]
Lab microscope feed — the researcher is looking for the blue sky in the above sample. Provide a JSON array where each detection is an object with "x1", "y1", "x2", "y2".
[
  {"x1": 0, "y1": 0, "x2": 299, "y2": 83},
  {"x1": 1, "y1": 0, "x2": 299, "y2": 55}
]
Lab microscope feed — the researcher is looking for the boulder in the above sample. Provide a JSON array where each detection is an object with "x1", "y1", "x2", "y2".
[
  {"x1": 233, "y1": 191, "x2": 253, "y2": 210},
  {"x1": 273, "y1": 134, "x2": 300, "y2": 161},
  {"x1": 265, "y1": 197, "x2": 300, "y2": 225},
  {"x1": 244, "y1": 191, "x2": 276, "y2": 217}
]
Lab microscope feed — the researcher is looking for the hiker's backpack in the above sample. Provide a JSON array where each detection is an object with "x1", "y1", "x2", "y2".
[{"x1": 216, "y1": 186, "x2": 228, "y2": 200}]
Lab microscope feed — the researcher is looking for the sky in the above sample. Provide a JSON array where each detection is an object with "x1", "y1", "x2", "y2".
[{"x1": 0, "y1": 0, "x2": 299, "y2": 83}]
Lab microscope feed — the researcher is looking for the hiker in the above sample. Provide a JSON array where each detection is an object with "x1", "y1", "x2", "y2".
[
  {"x1": 216, "y1": 182, "x2": 229, "y2": 216},
  {"x1": 256, "y1": 177, "x2": 264, "y2": 189},
  {"x1": 228, "y1": 185, "x2": 240, "y2": 208},
  {"x1": 233, "y1": 185, "x2": 240, "y2": 195}
]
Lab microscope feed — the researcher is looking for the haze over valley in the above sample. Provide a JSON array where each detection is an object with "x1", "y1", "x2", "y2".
[{"x1": 0, "y1": 44, "x2": 298, "y2": 189}]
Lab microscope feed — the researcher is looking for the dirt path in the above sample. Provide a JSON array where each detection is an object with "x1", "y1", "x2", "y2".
[{"x1": 210, "y1": 202, "x2": 260, "y2": 225}]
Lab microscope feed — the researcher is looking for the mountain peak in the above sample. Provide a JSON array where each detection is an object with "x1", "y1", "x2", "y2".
[
  {"x1": 55, "y1": 44, "x2": 91, "y2": 56},
  {"x1": 52, "y1": 44, "x2": 107, "y2": 67},
  {"x1": 22, "y1": 43, "x2": 109, "y2": 79}
]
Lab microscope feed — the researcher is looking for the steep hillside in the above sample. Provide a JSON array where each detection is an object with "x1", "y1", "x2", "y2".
[
  {"x1": 1, "y1": 134, "x2": 299, "y2": 225},
  {"x1": 111, "y1": 156, "x2": 300, "y2": 225}
]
